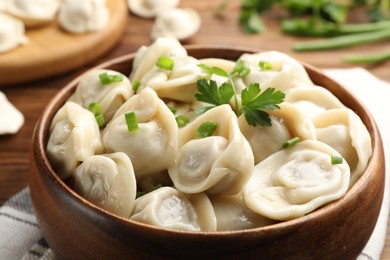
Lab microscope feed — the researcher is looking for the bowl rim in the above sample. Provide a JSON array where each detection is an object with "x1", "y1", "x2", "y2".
[{"x1": 33, "y1": 45, "x2": 385, "y2": 236}]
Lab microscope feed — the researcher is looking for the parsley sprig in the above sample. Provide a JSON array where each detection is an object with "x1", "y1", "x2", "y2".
[{"x1": 196, "y1": 60, "x2": 285, "y2": 127}]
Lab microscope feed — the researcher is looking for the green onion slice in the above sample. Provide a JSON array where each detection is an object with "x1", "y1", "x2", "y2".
[
  {"x1": 196, "y1": 121, "x2": 218, "y2": 138},
  {"x1": 132, "y1": 80, "x2": 140, "y2": 92},
  {"x1": 282, "y1": 137, "x2": 300, "y2": 149},
  {"x1": 259, "y1": 60, "x2": 273, "y2": 71},
  {"x1": 156, "y1": 56, "x2": 174, "y2": 71},
  {"x1": 95, "y1": 114, "x2": 105, "y2": 127},
  {"x1": 331, "y1": 155, "x2": 343, "y2": 165},
  {"x1": 168, "y1": 106, "x2": 177, "y2": 115},
  {"x1": 99, "y1": 72, "x2": 124, "y2": 85},
  {"x1": 88, "y1": 102, "x2": 102, "y2": 116},
  {"x1": 176, "y1": 115, "x2": 190, "y2": 128},
  {"x1": 125, "y1": 112, "x2": 139, "y2": 132}
]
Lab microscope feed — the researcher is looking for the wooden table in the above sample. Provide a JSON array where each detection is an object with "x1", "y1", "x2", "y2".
[{"x1": 1, "y1": 0, "x2": 389, "y2": 258}]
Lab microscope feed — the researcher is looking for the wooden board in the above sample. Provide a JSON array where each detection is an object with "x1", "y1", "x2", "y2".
[{"x1": 0, "y1": 0, "x2": 128, "y2": 86}]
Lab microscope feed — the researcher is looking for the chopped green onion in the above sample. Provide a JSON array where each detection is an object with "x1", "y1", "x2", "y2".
[
  {"x1": 176, "y1": 115, "x2": 190, "y2": 128},
  {"x1": 88, "y1": 102, "x2": 102, "y2": 116},
  {"x1": 132, "y1": 80, "x2": 140, "y2": 92},
  {"x1": 282, "y1": 137, "x2": 300, "y2": 149},
  {"x1": 331, "y1": 155, "x2": 343, "y2": 165},
  {"x1": 259, "y1": 61, "x2": 273, "y2": 70},
  {"x1": 168, "y1": 106, "x2": 177, "y2": 115},
  {"x1": 156, "y1": 56, "x2": 174, "y2": 71},
  {"x1": 88, "y1": 102, "x2": 105, "y2": 127},
  {"x1": 99, "y1": 72, "x2": 124, "y2": 85},
  {"x1": 231, "y1": 59, "x2": 251, "y2": 77},
  {"x1": 95, "y1": 114, "x2": 105, "y2": 127},
  {"x1": 196, "y1": 121, "x2": 218, "y2": 138},
  {"x1": 124, "y1": 112, "x2": 139, "y2": 132}
]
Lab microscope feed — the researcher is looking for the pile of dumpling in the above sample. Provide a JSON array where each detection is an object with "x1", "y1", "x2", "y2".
[
  {"x1": 0, "y1": 0, "x2": 109, "y2": 53},
  {"x1": 46, "y1": 37, "x2": 372, "y2": 232}
]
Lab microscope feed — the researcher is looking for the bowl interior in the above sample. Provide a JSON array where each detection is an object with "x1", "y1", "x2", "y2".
[{"x1": 34, "y1": 45, "x2": 385, "y2": 235}]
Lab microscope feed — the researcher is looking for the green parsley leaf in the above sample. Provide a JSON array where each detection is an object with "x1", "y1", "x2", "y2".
[
  {"x1": 156, "y1": 56, "x2": 174, "y2": 71},
  {"x1": 197, "y1": 64, "x2": 229, "y2": 77},
  {"x1": 259, "y1": 60, "x2": 273, "y2": 70},
  {"x1": 132, "y1": 80, "x2": 140, "y2": 92},
  {"x1": 124, "y1": 112, "x2": 139, "y2": 132},
  {"x1": 195, "y1": 79, "x2": 235, "y2": 107},
  {"x1": 241, "y1": 83, "x2": 285, "y2": 127},
  {"x1": 99, "y1": 72, "x2": 124, "y2": 85},
  {"x1": 176, "y1": 115, "x2": 190, "y2": 128},
  {"x1": 282, "y1": 137, "x2": 300, "y2": 149},
  {"x1": 331, "y1": 155, "x2": 343, "y2": 165},
  {"x1": 196, "y1": 121, "x2": 218, "y2": 138}
]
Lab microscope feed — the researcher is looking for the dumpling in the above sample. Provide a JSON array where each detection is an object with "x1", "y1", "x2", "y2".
[
  {"x1": 244, "y1": 140, "x2": 350, "y2": 221},
  {"x1": 128, "y1": 0, "x2": 180, "y2": 19},
  {"x1": 238, "y1": 115, "x2": 291, "y2": 164},
  {"x1": 137, "y1": 55, "x2": 205, "y2": 102},
  {"x1": 0, "y1": 90, "x2": 24, "y2": 134},
  {"x1": 72, "y1": 152, "x2": 137, "y2": 218},
  {"x1": 130, "y1": 186, "x2": 217, "y2": 232},
  {"x1": 68, "y1": 69, "x2": 133, "y2": 123},
  {"x1": 5, "y1": 0, "x2": 59, "y2": 27},
  {"x1": 168, "y1": 105, "x2": 254, "y2": 195},
  {"x1": 151, "y1": 7, "x2": 201, "y2": 41},
  {"x1": 129, "y1": 37, "x2": 187, "y2": 83},
  {"x1": 239, "y1": 51, "x2": 314, "y2": 92},
  {"x1": 0, "y1": 13, "x2": 28, "y2": 53},
  {"x1": 313, "y1": 108, "x2": 372, "y2": 185},
  {"x1": 58, "y1": 0, "x2": 109, "y2": 34},
  {"x1": 102, "y1": 88, "x2": 178, "y2": 179},
  {"x1": 210, "y1": 192, "x2": 276, "y2": 231},
  {"x1": 47, "y1": 101, "x2": 104, "y2": 180},
  {"x1": 285, "y1": 86, "x2": 345, "y2": 119},
  {"x1": 268, "y1": 102, "x2": 316, "y2": 140}
]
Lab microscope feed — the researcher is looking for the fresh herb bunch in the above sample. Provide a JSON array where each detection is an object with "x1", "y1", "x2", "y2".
[
  {"x1": 195, "y1": 61, "x2": 285, "y2": 127},
  {"x1": 218, "y1": 0, "x2": 390, "y2": 64}
]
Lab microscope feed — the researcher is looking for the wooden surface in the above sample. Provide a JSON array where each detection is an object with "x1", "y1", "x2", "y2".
[
  {"x1": 0, "y1": 0, "x2": 389, "y2": 258},
  {"x1": 0, "y1": 0, "x2": 128, "y2": 85}
]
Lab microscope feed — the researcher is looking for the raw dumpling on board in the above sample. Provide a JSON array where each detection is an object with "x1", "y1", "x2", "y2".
[
  {"x1": 0, "y1": 13, "x2": 28, "y2": 53},
  {"x1": 58, "y1": 0, "x2": 109, "y2": 33},
  {"x1": 5, "y1": 0, "x2": 60, "y2": 27},
  {"x1": 150, "y1": 7, "x2": 201, "y2": 41}
]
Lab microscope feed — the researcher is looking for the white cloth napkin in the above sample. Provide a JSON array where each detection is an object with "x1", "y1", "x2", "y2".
[{"x1": 0, "y1": 68, "x2": 389, "y2": 260}]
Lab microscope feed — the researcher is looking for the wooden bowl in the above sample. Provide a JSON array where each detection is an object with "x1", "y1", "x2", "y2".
[{"x1": 30, "y1": 46, "x2": 385, "y2": 259}]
